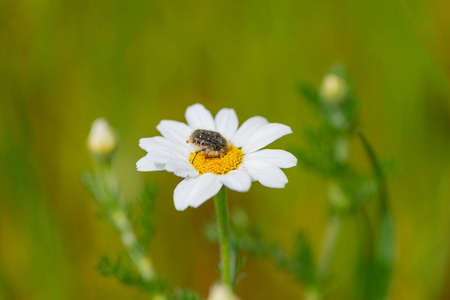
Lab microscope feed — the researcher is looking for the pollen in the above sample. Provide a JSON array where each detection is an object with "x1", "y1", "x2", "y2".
[{"x1": 189, "y1": 145, "x2": 243, "y2": 175}]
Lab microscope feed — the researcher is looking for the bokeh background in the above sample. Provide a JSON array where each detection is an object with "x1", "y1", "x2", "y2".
[{"x1": 1, "y1": 0, "x2": 450, "y2": 299}]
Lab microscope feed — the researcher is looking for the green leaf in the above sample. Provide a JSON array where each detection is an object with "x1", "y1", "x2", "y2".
[
  {"x1": 134, "y1": 183, "x2": 157, "y2": 246},
  {"x1": 170, "y1": 289, "x2": 204, "y2": 300},
  {"x1": 291, "y1": 232, "x2": 317, "y2": 287},
  {"x1": 357, "y1": 130, "x2": 396, "y2": 300},
  {"x1": 97, "y1": 254, "x2": 169, "y2": 295},
  {"x1": 299, "y1": 83, "x2": 321, "y2": 108},
  {"x1": 356, "y1": 130, "x2": 389, "y2": 212}
]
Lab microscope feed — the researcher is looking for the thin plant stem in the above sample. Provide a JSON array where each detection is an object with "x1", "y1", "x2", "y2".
[
  {"x1": 100, "y1": 163, "x2": 156, "y2": 281},
  {"x1": 318, "y1": 214, "x2": 342, "y2": 280},
  {"x1": 110, "y1": 209, "x2": 155, "y2": 281},
  {"x1": 357, "y1": 129, "x2": 395, "y2": 298},
  {"x1": 317, "y1": 137, "x2": 347, "y2": 283},
  {"x1": 214, "y1": 186, "x2": 232, "y2": 289},
  {"x1": 356, "y1": 129, "x2": 389, "y2": 214}
]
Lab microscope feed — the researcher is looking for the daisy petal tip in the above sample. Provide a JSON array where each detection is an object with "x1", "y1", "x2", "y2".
[
  {"x1": 264, "y1": 180, "x2": 288, "y2": 189},
  {"x1": 136, "y1": 163, "x2": 146, "y2": 171},
  {"x1": 215, "y1": 108, "x2": 239, "y2": 139},
  {"x1": 185, "y1": 103, "x2": 215, "y2": 130},
  {"x1": 173, "y1": 182, "x2": 191, "y2": 211},
  {"x1": 155, "y1": 120, "x2": 167, "y2": 134},
  {"x1": 190, "y1": 200, "x2": 204, "y2": 209},
  {"x1": 220, "y1": 171, "x2": 252, "y2": 193},
  {"x1": 285, "y1": 152, "x2": 298, "y2": 168},
  {"x1": 287, "y1": 126, "x2": 293, "y2": 135},
  {"x1": 239, "y1": 184, "x2": 251, "y2": 193},
  {"x1": 136, "y1": 157, "x2": 149, "y2": 171},
  {"x1": 136, "y1": 156, "x2": 165, "y2": 172},
  {"x1": 187, "y1": 103, "x2": 206, "y2": 110},
  {"x1": 279, "y1": 123, "x2": 293, "y2": 135},
  {"x1": 174, "y1": 200, "x2": 188, "y2": 211},
  {"x1": 224, "y1": 183, "x2": 251, "y2": 193},
  {"x1": 242, "y1": 123, "x2": 294, "y2": 153},
  {"x1": 136, "y1": 163, "x2": 149, "y2": 172},
  {"x1": 138, "y1": 138, "x2": 150, "y2": 151}
]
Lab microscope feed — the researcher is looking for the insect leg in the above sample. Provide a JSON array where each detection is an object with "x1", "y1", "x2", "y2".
[{"x1": 191, "y1": 149, "x2": 206, "y2": 164}]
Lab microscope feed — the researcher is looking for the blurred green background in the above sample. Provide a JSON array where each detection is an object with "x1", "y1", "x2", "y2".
[{"x1": 1, "y1": 0, "x2": 450, "y2": 299}]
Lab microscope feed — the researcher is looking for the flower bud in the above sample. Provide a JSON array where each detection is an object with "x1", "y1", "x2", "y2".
[
  {"x1": 328, "y1": 184, "x2": 350, "y2": 212},
  {"x1": 334, "y1": 138, "x2": 349, "y2": 163},
  {"x1": 207, "y1": 284, "x2": 240, "y2": 300},
  {"x1": 320, "y1": 74, "x2": 348, "y2": 105},
  {"x1": 87, "y1": 118, "x2": 117, "y2": 157},
  {"x1": 305, "y1": 289, "x2": 320, "y2": 300}
]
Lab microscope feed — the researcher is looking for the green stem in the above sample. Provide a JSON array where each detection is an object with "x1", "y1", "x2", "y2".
[
  {"x1": 356, "y1": 129, "x2": 389, "y2": 214},
  {"x1": 110, "y1": 209, "x2": 155, "y2": 281},
  {"x1": 357, "y1": 129, "x2": 395, "y2": 298},
  {"x1": 214, "y1": 186, "x2": 232, "y2": 289},
  {"x1": 99, "y1": 163, "x2": 155, "y2": 282},
  {"x1": 318, "y1": 214, "x2": 342, "y2": 280}
]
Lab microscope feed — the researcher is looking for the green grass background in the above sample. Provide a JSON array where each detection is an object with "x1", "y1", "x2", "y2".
[{"x1": 1, "y1": 0, "x2": 450, "y2": 299}]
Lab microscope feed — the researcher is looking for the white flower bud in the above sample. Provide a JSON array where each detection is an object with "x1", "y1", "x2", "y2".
[
  {"x1": 320, "y1": 74, "x2": 348, "y2": 104},
  {"x1": 87, "y1": 118, "x2": 117, "y2": 156},
  {"x1": 334, "y1": 138, "x2": 349, "y2": 163},
  {"x1": 329, "y1": 110, "x2": 348, "y2": 129},
  {"x1": 305, "y1": 289, "x2": 320, "y2": 300},
  {"x1": 207, "y1": 284, "x2": 240, "y2": 300},
  {"x1": 136, "y1": 257, "x2": 154, "y2": 281},
  {"x1": 328, "y1": 184, "x2": 350, "y2": 211}
]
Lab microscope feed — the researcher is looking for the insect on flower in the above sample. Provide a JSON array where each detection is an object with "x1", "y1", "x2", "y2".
[
  {"x1": 137, "y1": 103, "x2": 297, "y2": 211},
  {"x1": 187, "y1": 129, "x2": 231, "y2": 163}
]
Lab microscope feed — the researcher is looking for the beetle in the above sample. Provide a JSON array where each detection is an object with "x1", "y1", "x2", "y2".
[{"x1": 186, "y1": 129, "x2": 230, "y2": 163}]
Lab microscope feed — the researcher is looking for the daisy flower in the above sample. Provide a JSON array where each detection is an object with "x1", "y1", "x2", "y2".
[{"x1": 137, "y1": 103, "x2": 297, "y2": 211}]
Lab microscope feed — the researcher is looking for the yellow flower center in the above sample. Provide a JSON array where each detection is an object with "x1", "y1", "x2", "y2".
[{"x1": 189, "y1": 145, "x2": 243, "y2": 175}]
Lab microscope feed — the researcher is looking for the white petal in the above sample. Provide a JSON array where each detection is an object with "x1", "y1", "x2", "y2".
[
  {"x1": 156, "y1": 120, "x2": 193, "y2": 144},
  {"x1": 231, "y1": 116, "x2": 268, "y2": 148},
  {"x1": 173, "y1": 173, "x2": 223, "y2": 211},
  {"x1": 165, "y1": 159, "x2": 199, "y2": 178},
  {"x1": 245, "y1": 149, "x2": 297, "y2": 169},
  {"x1": 219, "y1": 170, "x2": 252, "y2": 192},
  {"x1": 241, "y1": 160, "x2": 288, "y2": 188},
  {"x1": 139, "y1": 136, "x2": 190, "y2": 159},
  {"x1": 241, "y1": 123, "x2": 292, "y2": 154},
  {"x1": 144, "y1": 150, "x2": 177, "y2": 164},
  {"x1": 215, "y1": 108, "x2": 238, "y2": 140},
  {"x1": 136, "y1": 155, "x2": 165, "y2": 172},
  {"x1": 185, "y1": 103, "x2": 215, "y2": 130}
]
